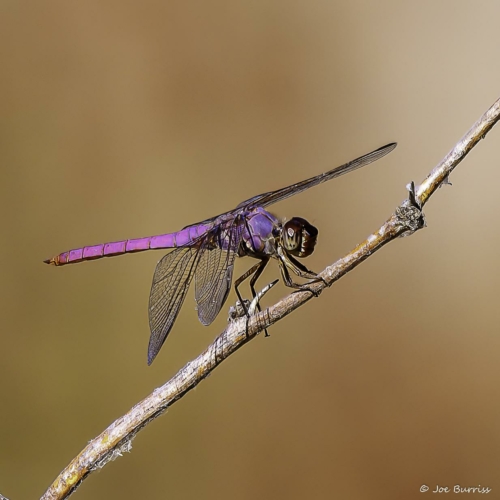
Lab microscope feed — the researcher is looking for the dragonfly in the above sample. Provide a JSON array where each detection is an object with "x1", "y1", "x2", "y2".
[{"x1": 45, "y1": 142, "x2": 396, "y2": 364}]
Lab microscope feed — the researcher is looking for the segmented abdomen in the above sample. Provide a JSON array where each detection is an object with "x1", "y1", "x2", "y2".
[{"x1": 44, "y1": 223, "x2": 210, "y2": 266}]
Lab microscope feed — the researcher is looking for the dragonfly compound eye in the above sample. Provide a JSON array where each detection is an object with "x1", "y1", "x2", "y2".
[{"x1": 283, "y1": 217, "x2": 318, "y2": 258}]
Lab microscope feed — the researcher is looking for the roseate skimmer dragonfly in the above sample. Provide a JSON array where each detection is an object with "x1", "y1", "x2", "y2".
[{"x1": 45, "y1": 143, "x2": 396, "y2": 364}]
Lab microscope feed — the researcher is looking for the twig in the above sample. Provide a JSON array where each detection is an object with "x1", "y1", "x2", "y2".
[{"x1": 40, "y1": 96, "x2": 500, "y2": 500}]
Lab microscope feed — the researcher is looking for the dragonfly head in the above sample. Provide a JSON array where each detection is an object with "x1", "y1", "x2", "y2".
[{"x1": 282, "y1": 217, "x2": 318, "y2": 258}]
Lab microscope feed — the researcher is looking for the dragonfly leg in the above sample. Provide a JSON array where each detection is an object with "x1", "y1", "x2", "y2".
[
  {"x1": 234, "y1": 261, "x2": 262, "y2": 316},
  {"x1": 249, "y1": 258, "x2": 270, "y2": 336},
  {"x1": 234, "y1": 259, "x2": 270, "y2": 336},
  {"x1": 285, "y1": 253, "x2": 328, "y2": 287},
  {"x1": 234, "y1": 215, "x2": 263, "y2": 308},
  {"x1": 277, "y1": 256, "x2": 304, "y2": 289},
  {"x1": 278, "y1": 255, "x2": 322, "y2": 298}
]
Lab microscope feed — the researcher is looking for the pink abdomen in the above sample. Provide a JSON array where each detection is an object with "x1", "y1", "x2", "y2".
[{"x1": 44, "y1": 224, "x2": 209, "y2": 266}]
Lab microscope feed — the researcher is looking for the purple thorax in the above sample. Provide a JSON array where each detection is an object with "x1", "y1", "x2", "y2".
[{"x1": 239, "y1": 207, "x2": 279, "y2": 257}]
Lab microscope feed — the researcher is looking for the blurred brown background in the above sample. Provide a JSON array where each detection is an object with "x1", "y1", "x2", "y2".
[{"x1": 1, "y1": 1, "x2": 500, "y2": 499}]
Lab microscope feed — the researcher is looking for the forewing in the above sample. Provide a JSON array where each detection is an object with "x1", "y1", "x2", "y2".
[
  {"x1": 195, "y1": 220, "x2": 243, "y2": 326},
  {"x1": 238, "y1": 143, "x2": 396, "y2": 209},
  {"x1": 148, "y1": 246, "x2": 200, "y2": 364},
  {"x1": 176, "y1": 144, "x2": 395, "y2": 246}
]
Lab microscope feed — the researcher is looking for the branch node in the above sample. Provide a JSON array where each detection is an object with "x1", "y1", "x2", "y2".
[
  {"x1": 396, "y1": 181, "x2": 426, "y2": 237},
  {"x1": 440, "y1": 175, "x2": 453, "y2": 187},
  {"x1": 92, "y1": 438, "x2": 133, "y2": 470}
]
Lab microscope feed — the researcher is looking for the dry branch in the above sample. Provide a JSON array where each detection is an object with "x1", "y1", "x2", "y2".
[{"x1": 40, "y1": 96, "x2": 500, "y2": 500}]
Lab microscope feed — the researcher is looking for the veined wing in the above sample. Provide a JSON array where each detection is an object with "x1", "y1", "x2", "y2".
[
  {"x1": 146, "y1": 142, "x2": 396, "y2": 360},
  {"x1": 148, "y1": 246, "x2": 202, "y2": 364},
  {"x1": 147, "y1": 220, "x2": 242, "y2": 364},
  {"x1": 195, "y1": 218, "x2": 243, "y2": 326},
  {"x1": 184, "y1": 144, "x2": 396, "y2": 234},
  {"x1": 238, "y1": 143, "x2": 396, "y2": 210}
]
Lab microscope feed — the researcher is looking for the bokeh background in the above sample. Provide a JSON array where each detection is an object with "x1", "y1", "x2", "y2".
[{"x1": 1, "y1": 1, "x2": 500, "y2": 499}]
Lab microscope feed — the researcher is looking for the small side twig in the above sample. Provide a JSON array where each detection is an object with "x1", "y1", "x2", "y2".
[{"x1": 41, "y1": 96, "x2": 500, "y2": 500}]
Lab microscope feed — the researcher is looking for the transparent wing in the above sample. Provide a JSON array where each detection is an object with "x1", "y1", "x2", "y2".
[
  {"x1": 181, "y1": 144, "x2": 395, "y2": 238},
  {"x1": 148, "y1": 246, "x2": 201, "y2": 364},
  {"x1": 195, "y1": 219, "x2": 243, "y2": 325},
  {"x1": 237, "y1": 143, "x2": 396, "y2": 210}
]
